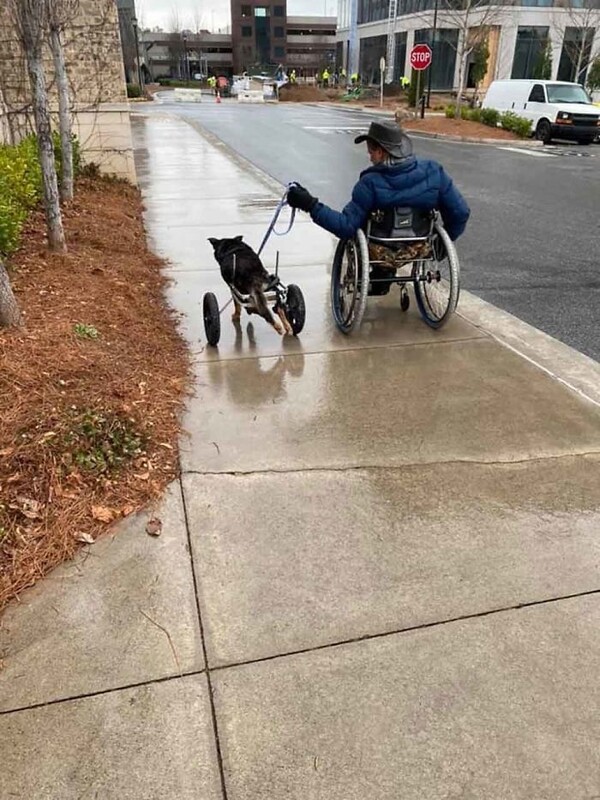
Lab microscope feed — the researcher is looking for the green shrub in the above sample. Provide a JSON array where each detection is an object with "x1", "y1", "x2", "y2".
[
  {"x1": 126, "y1": 83, "x2": 142, "y2": 98},
  {"x1": 500, "y1": 110, "x2": 532, "y2": 138},
  {"x1": 480, "y1": 107, "x2": 500, "y2": 127},
  {"x1": 469, "y1": 107, "x2": 482, "y2": 123},
  {"x1": 460, "y1": 105, "x2": 471, "y2": 120},
  {"x1": 445, "y1": 105, "x2": 456, "y2": 119},
  {"x1": 0, "y1": 133, "x2": 81, "y2": 256},
  {"x1": 157, "y1": 77, "x2": 171, "y2": 86}
]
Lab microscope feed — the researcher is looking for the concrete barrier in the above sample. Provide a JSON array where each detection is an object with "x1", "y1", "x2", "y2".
[
  {"x1": 173, "y1": 88, "x2": 203, "y2": 103},
  {"x1": 237, "y1": 90, "x2": 265, "y2": 104}
]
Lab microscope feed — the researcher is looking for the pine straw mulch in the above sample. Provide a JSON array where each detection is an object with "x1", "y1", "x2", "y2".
[{"x1": 0, "y1": 177, "x2": 191, "y2": 611}]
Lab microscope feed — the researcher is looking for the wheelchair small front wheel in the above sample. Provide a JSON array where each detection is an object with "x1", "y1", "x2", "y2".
[
  {"x1": 331, "y1": 229, "x2": 369, "y2": 334},
  {"x1": 412, "y1": 222, "x2": 459, "y2": 329},
  {"x1": 203, "y1": 292, "x2": 221, "y2": 346}
]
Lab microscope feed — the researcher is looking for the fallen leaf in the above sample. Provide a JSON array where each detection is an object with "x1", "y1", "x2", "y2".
[
  {"x1": 122, "y1": 504, "x2": 136, "y2": 517},
  {"x1": 91, "y1": 505, "x2": 116, "y2": 523},
  {"x1": 145, "y1": 518, "x2": 162, "y2": 537},
  {"x1": 75, "y1": 532, "x2": 95, "y2": 544},
  {"x1": 0, "y1": 447, "x2": 14, "y2": 457},
  {"x1": 11, "y1": 496, "x2": 42, "y2": 520},
  {"x1": 133, "y1": 472, "x2": 150, "y2": 481}
]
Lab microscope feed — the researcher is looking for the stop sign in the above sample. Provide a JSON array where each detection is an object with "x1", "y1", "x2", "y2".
[{"x1": 410, "y1": 44, "x2": 432, "y2": 71}]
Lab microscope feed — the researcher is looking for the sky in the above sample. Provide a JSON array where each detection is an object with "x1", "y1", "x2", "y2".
[{"x1": 137, "y1": 0, "x2": 337, "y2": 32}]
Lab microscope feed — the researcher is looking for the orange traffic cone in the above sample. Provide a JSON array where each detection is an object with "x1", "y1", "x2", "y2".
[{"x1": 216, "y1": 91, "x2": 221, "y2": 104}]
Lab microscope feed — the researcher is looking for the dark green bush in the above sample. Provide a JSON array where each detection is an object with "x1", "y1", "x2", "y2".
[
  {"x1": 469, "y1": 107, "x2": 482, "y2": 123},
  {"x1": 500, "y1": 110, "x2": 532, "y2": 138},
  {"x1": 0, "y1": 134, "x2": 81, "y2": 256},
  {"x1": 480, "y1": 107, "x2": 500, "y2": 128},
  {"x1": 157, "y1": 77, "x2": 171, "y2": 85},
  {"x1": 126, "y1": 83, "x2": 142, "y2": 98}
]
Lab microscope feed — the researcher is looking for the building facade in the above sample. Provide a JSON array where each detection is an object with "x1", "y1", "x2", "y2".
[
  {"x1": 336, "y1": 0, "x2": 600, "y2": 92},
  {"x1": 0, "y1": 0, "x2": 135, "y2": 181},
  {"x1": 140, "y1": 7, "x2": 337, "y2": 78}
]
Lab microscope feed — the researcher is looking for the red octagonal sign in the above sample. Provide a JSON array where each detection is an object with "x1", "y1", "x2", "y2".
[{"x1": 410, "y1": 43, "x2": 432, "y2": 71}]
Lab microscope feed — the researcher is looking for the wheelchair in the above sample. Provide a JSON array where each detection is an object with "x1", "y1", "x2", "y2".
[{"x1": 330, "y1": 207, "x2": 460, "y2": 333}]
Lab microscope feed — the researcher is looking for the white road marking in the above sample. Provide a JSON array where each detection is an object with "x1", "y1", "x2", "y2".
[{"x1": 499, "y1": 147, "x2": 557, "y2": 158}]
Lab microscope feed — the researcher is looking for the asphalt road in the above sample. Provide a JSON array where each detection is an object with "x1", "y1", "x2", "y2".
[{"x1": 149, "y1": 97, "x2": 600, "y2": 361}]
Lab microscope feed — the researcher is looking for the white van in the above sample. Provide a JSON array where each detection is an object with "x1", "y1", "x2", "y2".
[{"x1": 482, "y1": 79, "x2": 600, "y2": 144}]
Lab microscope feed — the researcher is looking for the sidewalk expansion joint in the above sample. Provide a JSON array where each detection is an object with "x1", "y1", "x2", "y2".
[
  {"x1": 178, "y1": 477, "x2": 230, "y2": 800},
  {"x1": 209, "y1": 585, "x2": 600, "y2": 674},
  {"x1": 182, "y1": 451, "x2": 600, "y2": 478},
  {"x1": 0, "y1": 667, "x2": 206, "y2": 718},
  {"x1": 191, "y1": 334, "x2": 489, "y2": 367}
]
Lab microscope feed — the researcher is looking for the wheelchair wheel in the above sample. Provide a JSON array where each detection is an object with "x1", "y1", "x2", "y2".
[
  {"x1": 203, "y1": 292, "x2": 221, "y2": 346},
  {"x1": 285, "y1": 284, "x2": 306, "y2": 336},
  {"x1": 331, "y1": 229, "x2": 369, "y2": 334},
  {"x1": 412, "y1": 222, "x2": 460, "y2": 329}
]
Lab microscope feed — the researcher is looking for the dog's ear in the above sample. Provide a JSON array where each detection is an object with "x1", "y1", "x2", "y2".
[
  {"x1": 233, "y1": 235, "x2": 243, "y2": 242},
  {"x1": 208, "y1": 237, "x2": 220, "y2": 248}
]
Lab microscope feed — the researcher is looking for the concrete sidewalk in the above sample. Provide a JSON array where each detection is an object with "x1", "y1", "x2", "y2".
[{"x1": 2, "y1": 112, "x2": 600, "y2": 799}]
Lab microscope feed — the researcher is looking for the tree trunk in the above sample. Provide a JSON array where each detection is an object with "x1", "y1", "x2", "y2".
[
  {"x1": 0, "y1": 260, "x2": 22, "y2": 328},
  {"x1": 49, "y1": 27, "x2": 73, "y2": 203},
  {"x1": 26, "y1": 48, "x2": 66, "y2": 252}
]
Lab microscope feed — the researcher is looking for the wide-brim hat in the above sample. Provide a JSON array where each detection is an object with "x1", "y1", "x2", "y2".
[{"x1": 355, "y1": 120, "x2": 413, "y2": 159}]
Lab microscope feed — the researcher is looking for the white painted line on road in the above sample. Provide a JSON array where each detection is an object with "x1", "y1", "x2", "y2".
[{"x1": 499, "y1": 147, "x2": 557, "y2": 158}]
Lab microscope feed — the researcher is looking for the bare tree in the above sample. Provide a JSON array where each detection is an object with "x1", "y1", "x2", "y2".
[
  {"x1": 192, "y1": 6, "x2": 206, "y2": 35},
  {"x1": 11, "y1": 0, "x2": 66, "y2": 252},
  {"x1": 553, "y1": 1, "x2": 600, "y2": 84},
  {"x1": 439, "y1": 0, "x2": 505, "y2": 114},
  {"x1": 46, "y1": 0, "x2": 79, "y2": 203},
  {"x1": 0, "y1": 260, "x2": 22, "y2": 327}
]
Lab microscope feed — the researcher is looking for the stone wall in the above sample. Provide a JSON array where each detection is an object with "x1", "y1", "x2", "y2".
[{"x1": 0, "y1": 0, "x2": 135, "y2": 182}]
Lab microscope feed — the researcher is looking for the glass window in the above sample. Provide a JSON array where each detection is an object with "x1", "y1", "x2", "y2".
[
  {"x1": 273, "y1": 5, "x2": 285, "y2": 16},
  {"x1": 255, "y1": 6, "x2": 269, "y2": 16},
  {"x1": 414, "y1": 28, "x2": 458, "y2": 90},
  {"x1": 511, "y1": 27, "x2": 549, "y2": 79},
  {"x1": 359, "y1": 35, "x2": 387, "y2": 84},
  {"x1": 241, "y1": 4, "x2": 251, "y2": 16},
  {"x1": 528, "y1": 84, "x2": 546, "y2": 102},
  {"x1": 241, "y1": 25, "x2": 252, "y2": 37},
  {"x1": 274, "y1": 26, "x2": 284, "y2": 38},
  {"x1": 393, "y1": 31, "x2": 408, "y2": 82},
  {"x1": 558, "y1": 27, "x2": 596, "y2": 84},
  {"x1": 546, "y1": 82, "x2": 592, "y2": 103},
  {"x1": 274, "y1": 46, "x2": 285, "y2": 57}
]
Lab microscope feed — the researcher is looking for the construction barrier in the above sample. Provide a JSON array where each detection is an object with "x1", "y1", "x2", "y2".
[{"x1": 173, "y1": 88, "x2": 203, "y2": 103}]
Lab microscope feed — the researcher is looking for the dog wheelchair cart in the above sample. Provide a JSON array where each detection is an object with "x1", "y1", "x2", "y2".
[
  {"x1": 202, "y1": 188, "x2": 306, "y2": 347},
  {"x1": 331, "y1": 207, "x2": 460, "y2": 334}
]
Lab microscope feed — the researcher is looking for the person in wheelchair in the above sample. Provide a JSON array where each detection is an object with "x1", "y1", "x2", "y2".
[{"x1": 287, "y1": 120, "x2": 470, "y2": 287}]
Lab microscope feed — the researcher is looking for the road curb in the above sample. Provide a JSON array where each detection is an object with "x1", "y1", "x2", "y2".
[{"x1": 303, "y1": 102, "x2": 544, "y2": 147}]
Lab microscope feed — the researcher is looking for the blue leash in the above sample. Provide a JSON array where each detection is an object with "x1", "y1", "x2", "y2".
[{"x1": 257, "y1": 183, "x2": 297, "y2": 257}]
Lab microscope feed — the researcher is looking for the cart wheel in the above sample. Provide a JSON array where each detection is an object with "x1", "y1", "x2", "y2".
[
  {"x1": 286, "y1": 284, "x2": 306, "y2": 336},
  {"x1": 203, "y1": 292, "x2": 221, "y2": 346},
  {"x1": 400, "y1": 288, "x2": 410, "y2": 312},
  {"x1": 331, "y1": 229, "x2": 369, "y2": 335},
  {"x1": 412, "y1": 222, "x2": 460, "y2": 329}
]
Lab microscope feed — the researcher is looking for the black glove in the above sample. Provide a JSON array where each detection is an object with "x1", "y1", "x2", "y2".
[{"x1": 287, "y1": 183, "x2": 318, "y2": 213}]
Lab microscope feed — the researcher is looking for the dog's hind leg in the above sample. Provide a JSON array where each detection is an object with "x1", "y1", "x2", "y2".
[
  {"x1": 251, "y1": 290, "x2": 284, "y2": 334},
  {"x1": 232, "y1": 298, "x2": 242, "y2": 321},
  {"x1": 276, "y1": 305, "x2": 293, "y2": 335}
]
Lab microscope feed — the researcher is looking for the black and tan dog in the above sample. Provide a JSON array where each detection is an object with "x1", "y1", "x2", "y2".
[{"x1": 208, "y1": 236, "x2": 292, "y2": 335}]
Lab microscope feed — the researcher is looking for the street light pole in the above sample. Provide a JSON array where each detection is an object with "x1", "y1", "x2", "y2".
[
  {"x1": 183, "y1": 34, "x2": 189, "y2": 81},
  {"x1": 132, "y1": 16, "x2": 143, "y2": 89},
  {"x1": 426, "y1": 0, "x2": 439, "y2": 108}
]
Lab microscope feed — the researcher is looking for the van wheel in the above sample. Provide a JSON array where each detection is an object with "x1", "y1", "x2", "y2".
[{"x1": 535, "y1": 119, "x2": 552, "y2": 144}]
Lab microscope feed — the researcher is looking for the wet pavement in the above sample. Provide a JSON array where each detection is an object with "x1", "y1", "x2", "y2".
[{"x1": 1, "y1": 111, "x2": 600, "y2": 800}]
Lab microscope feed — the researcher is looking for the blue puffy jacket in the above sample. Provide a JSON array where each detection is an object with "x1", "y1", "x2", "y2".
[{"x1": 310, "y1": 157, "x2": 470, "y2": 241}]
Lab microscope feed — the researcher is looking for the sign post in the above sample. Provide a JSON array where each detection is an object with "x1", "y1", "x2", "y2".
[
  {"x1": 379, "y1": 56, "x2": 386, "y2": 108},
  {"x1": 409, "y1": 44, "x2": 432, "y2": 118}
]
